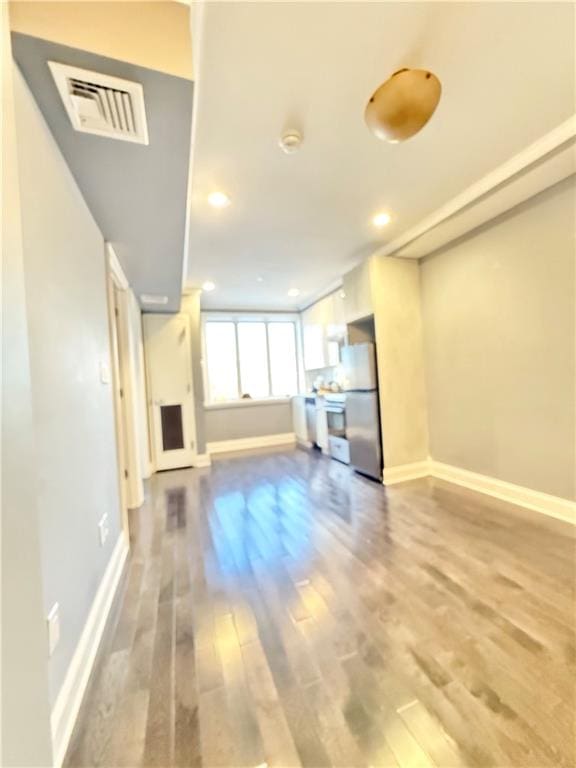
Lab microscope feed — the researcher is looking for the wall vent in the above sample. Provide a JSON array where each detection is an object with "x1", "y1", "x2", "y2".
[{"x1": 48, "y1": 62, "x2": 149, "y2": 145}]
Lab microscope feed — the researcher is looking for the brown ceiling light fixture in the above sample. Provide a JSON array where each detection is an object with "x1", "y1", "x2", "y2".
[{"x1": 365, "y1": 68, "x2": 442, "y2": 143}]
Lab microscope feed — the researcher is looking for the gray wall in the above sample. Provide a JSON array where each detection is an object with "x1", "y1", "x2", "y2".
[
  {"x1": 205, "y1": 401, "x2": 293, "y2": 443},
  {"x1": 14, "y1": 66, "x2": 123, "y2": 703},
  {"x1": 12, "y1": 33, "x2": 194, "y2": 311},
  {"x1": 421, "y1": 177, "x2": 576, "y2": 500},
  {"x1": 2, "y1": 17, "x2": 53, "y2": 765}
]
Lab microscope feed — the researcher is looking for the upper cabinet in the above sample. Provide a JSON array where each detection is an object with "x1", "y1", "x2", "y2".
[
  {"x1": 342, "y1": 259, "x2": 374, "y2": 323},
  {"x1": 326, "y1": 291, "x2": 347, "y2": 341},
  {"x1": 301, "y1": 290, "x2": 347, "y2": 370}
]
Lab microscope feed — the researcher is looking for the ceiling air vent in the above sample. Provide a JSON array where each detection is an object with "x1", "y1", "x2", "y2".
[{"x1": 48, "y1": 62, "x2": 149, "y2": 145}]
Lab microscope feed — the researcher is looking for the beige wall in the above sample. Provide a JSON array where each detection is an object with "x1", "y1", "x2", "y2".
[
  {"x1": 421, "y1": 177, "x2": 576, "y2": 500},
  {"x1": 10, "y1": 1, "x2": 193, "y2": 80},
  {"x1": 14, "y1": 65, "x2": 123, "y2": 703},
  {"x1": 1, "y1": 11, "x2": 53, "y2": 765},
  {"x1": 371, "y1": 255, "x2": 429, "y2": 468}
]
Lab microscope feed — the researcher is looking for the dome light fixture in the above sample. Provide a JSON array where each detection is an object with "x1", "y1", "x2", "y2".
[{"x1": 365, "y1": 68, "x2": 441, "y2": 143}]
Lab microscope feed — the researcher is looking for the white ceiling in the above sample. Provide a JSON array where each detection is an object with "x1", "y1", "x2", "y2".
[{"x1": 187, "y1": 1, "x2": 575, "y2": 311}]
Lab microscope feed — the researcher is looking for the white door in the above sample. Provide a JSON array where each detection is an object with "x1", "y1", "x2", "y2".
[{"x1": 143, "y1": 313, "x2": 196, "y2": 471}]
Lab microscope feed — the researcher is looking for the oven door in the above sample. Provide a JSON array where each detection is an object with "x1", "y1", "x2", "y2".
[{"x1": 325, "y1": 405, "x2": 346, "y2": 439}]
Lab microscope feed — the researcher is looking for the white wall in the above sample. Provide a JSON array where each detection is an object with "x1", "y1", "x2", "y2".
[
  {"x1": 14, "y1": 66, "x2": 124, "y2": 703},
  {"x1": 421, "y1": 178, "x2": 576, "y2": 499},
  {"x1": 1, "y1": 15, "x2": 53, "y2": 766}
]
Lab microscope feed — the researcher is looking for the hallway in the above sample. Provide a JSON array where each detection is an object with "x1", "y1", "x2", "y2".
[{"x1": 65, "y1": 448, "x2": 575, "y2": 768}]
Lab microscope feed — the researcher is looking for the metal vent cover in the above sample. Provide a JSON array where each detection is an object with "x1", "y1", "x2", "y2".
[{"x1": 48, "y1": 61, "x2": 149, "y2": 145}]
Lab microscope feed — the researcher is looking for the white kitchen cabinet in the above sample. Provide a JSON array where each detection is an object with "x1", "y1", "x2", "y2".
[
  {"x1": 342, "y1": 259, "x2": 374, "y2": 323},
  {"x1": 302, "y1": 290, "x2": 346, "y2": 370},
  {"x1": 302, "y1": 298, "x2": 326, "y2": 370},
  {"x1": 291, "y1": 395, "x2": 308, "y2": 444},
  {"x1": 303, "y1": 322, "x2": 325, "y2": 370},
  {"x1": 331, "y1": 290, "x2": 347, "y2": 339},
  {"x1": 326, "y1": 292, "x2": 346, "y2": 341}
]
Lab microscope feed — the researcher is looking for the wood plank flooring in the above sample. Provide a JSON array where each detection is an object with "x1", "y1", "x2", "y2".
[{"x1": 65, "y1": 447, "x2": 576, "y2": 768}]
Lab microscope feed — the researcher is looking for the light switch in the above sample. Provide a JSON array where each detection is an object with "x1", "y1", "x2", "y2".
[
  {"x1": 99, "y1": 361, "x2": 110, "y2": 384},
  {"x1": 98, "y1": 513, "x2": 109, "y2": 546},
  {"x1": 47, "y1": 603, "x2": 60, "y2": 656}
]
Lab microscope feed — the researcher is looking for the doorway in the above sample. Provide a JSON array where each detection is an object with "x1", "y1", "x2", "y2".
[{"x1": 143, "y1": 312, "x2": 196, "y2": 471}]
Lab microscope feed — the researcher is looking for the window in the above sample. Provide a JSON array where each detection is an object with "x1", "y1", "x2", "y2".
[
  {"x1": 203, "y1": 315, "x2": 300, "y2": 403},
  {"x1": 204, "y1": 321, "x2": 239, "y2": 402}
]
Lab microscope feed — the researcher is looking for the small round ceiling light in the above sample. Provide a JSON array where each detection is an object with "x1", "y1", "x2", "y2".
[
  {"x1": 372, "y1": 211, "x2": 391, "y2": 228},
  {"x1": 279, "y1": 130, "x2": 303, "y2": 154},
  {"x1": 207, "y1": 191, "x2": 231, "y2": 208},
  {"x1": 365, "y1": 68, "x2": 441, "y2": 143},
  {"x1": 287, "y1": 288, "x2": 300, "y2": 297},
  {"x1": 202, "y1": 280, "x2": 216, "y2": 292}
]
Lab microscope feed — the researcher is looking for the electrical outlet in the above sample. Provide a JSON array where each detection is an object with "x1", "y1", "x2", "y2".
[
  {"x1": 47, "y1": 603, "x2": 60, "y2": 656},
  {"x1": 98, "y1": 513, "x2": 109, "y2": 547}
]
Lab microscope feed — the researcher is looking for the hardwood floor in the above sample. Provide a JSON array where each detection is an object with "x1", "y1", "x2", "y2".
[{"x1": 65, "y1": 447, "x2": 576, "y2": 768}]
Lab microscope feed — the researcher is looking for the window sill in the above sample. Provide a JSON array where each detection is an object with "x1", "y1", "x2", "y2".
[{"x1": 204, "y1": 397, "x2": 292, "y2": 411}]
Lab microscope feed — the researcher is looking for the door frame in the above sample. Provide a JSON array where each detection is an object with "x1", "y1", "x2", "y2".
[{"x1": 106, "y1": 244, "x2": 144, "y2": 534}]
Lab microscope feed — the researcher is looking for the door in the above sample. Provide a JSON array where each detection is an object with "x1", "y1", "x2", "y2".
[
  {"x1": 143, "y1": 313, "x2": 195, "y2": 471},
  {"x1": 108, "y1": 282, "x2": 130, "y2": 535},
  {"x1": 346, "y1": 390, "x2": 382, "y2": 481}
]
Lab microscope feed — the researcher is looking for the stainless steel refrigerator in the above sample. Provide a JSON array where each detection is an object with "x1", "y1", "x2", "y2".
[{"x1": 341, "y1": 343, "x2": 382, "y2": 481}]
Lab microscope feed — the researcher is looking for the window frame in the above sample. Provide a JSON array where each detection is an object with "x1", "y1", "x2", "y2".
[{"x1": 201, "y1": 311, "x2": 302, "y2": 407}]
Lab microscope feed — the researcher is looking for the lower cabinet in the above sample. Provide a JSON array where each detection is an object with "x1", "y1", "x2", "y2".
[
  {"x1": 316, "y1": 400, "x2": 329, "y2": 453},
  {"x1": 292, "y1": 396, "x2": 308, "y2": 444},
  {"x1": 292, "y1": 395, "x2": 329, "y2": 454}
]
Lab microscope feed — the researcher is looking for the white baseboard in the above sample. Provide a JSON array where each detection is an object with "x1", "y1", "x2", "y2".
[
  {"x1": 51, "y1": 532, "x2": 129, "y2": 767},
  {"x1": 383, "y1": 457, "x2": 575, "y2": 525},
  {"x1": 429, "y1": 460, "x2": 576, "y2": 525},
  {"x1": 207, "y1": 432, "x2": 296, "y2": 455},
  {"x1": 192, "y1": 452, "x2": 212, "y2": 468},
  {"x1": 383, "y1": 460, "x2": 430, "y2": 485}
]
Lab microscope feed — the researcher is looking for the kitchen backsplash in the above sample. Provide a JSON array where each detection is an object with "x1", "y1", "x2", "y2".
[{"x1": 304, "y1": 364, "x2": 346, "y2": 393}]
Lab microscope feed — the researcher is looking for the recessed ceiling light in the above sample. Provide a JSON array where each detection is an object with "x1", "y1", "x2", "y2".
[
  {"x1": 373, "y1": 211, "x2": 391, "y2": 228},
  {"x1": 256, "y1": 276, "x2": 264, "y2": 283},
  {"x1": 140, "y1": 293, "x2": 169, "y2": 305},
  {"x1": 202, "y1": 281, "x2": 216, "y2": 292},
  {"x1": 287, "y1": 288, "x2": 300, "y2": 297},
  {"x1": 207, "y1": 191, "x2": 231, "y2": 208}
]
